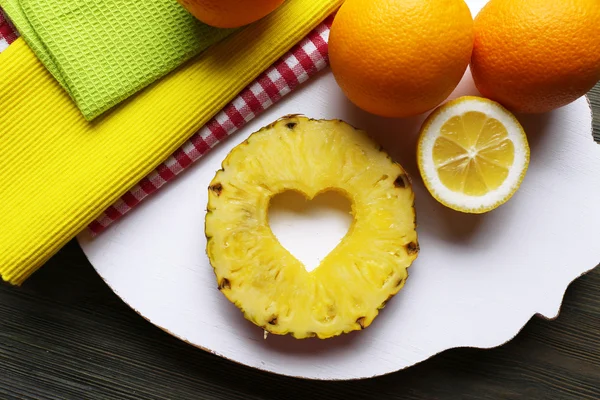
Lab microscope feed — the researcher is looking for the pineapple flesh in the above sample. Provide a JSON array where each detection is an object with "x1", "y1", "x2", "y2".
[{"x1": 205, "y1": 116, "x2": 419, "y2": 339}]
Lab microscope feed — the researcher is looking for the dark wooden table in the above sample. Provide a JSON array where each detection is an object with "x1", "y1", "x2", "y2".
[{"x1": 2, "y1": 86, "x2": 599, "y2": 400}]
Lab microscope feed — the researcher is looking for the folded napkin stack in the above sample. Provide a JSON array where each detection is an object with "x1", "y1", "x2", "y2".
[{"x1": 0, "y1": 0, "x2": 342, "y2": 285}]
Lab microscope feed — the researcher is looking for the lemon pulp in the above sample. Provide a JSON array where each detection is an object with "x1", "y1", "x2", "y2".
[{"x1": 432, "y1": 111, "x2": 515, "y2": 197}]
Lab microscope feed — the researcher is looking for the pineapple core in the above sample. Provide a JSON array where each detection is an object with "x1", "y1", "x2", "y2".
[{"x1": 205, "y1": 117, "x2": 419, "y2": 339}]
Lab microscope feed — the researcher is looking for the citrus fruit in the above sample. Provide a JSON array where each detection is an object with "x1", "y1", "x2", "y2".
[
  {"x1": 206, "y1": 116, "x2": 418, "y2": 339},
  {"x1": 417, "y1": 96, "x2": 530, "y2": 214},
  {"x1": 471, "y1": 0, "x2": 600, "y2": 114},
  {"x1": 329, "y1": 0, "x2": 474, "y2": 118},
  {"x1": 177, "y1": 0, "x2": 284, "y2": 28}
]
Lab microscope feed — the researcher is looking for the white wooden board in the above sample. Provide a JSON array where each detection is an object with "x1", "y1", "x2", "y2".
[{"x1": 78, "y1": 0, "x2": 600, "y2": 380}]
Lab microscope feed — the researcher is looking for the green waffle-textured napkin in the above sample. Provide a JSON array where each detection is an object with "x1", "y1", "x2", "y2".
[{"x1": 0, "y1": 0, "x2": 234, "y2": 120}]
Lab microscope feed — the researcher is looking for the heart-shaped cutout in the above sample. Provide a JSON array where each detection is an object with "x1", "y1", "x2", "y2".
[{"x1": 268, "y1": 190, "x2": 353, "y2": 273}]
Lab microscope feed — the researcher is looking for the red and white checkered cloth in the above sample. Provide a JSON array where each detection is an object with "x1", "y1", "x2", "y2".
[
  {"x1": 0, "y1": 9, "x2": 18, "y2": 50},
  {"x1": 0, "y1": 9, "x2": 333, "y2": 235}
]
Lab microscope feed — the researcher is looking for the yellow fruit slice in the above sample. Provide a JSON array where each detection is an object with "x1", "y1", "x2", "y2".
[
  {"x1": 417, "y1": 96, "x2": 530, "y2": 213},
  {"x1": 206, "y1": 116, "x2": 418, "y2": 339}
]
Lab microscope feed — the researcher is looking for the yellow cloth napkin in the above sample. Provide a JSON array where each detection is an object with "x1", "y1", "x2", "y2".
[{"x1": 0, "y1": 0, "x2": 343, "y2": 285}]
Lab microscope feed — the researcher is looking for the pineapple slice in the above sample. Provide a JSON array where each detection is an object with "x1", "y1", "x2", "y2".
[{"x1": 205, "y1": 116, "x2": 419, "y2": 339}]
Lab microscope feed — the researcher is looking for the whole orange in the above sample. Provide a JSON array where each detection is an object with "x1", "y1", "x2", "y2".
[
  {"x1": 329, "y1": 0, "x2": 474, "y2": 118},
  {"x1": 471, "y1": 0, "x2": 600, "y2": 114},
  {"x1": 177, "y1": 0, "x2": 284, "y2": 28}
]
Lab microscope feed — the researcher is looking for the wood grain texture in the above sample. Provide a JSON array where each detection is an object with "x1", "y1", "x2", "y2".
[
  {"x1": 592, "y1": 85, "x2": 600, "y2": 143},
  {"x1": 1, "y1": 85, "x2": 599, "y2": 399}
]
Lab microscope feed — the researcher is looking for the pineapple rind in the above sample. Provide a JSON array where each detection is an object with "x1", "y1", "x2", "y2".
[{"x1": 205, "y1": 116, "x2": 419, "y2": 339}]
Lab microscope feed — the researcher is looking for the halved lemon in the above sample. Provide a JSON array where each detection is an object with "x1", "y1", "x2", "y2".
[{"x1": 417, "y1": 96, "x2": 530, "y2": 214}]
